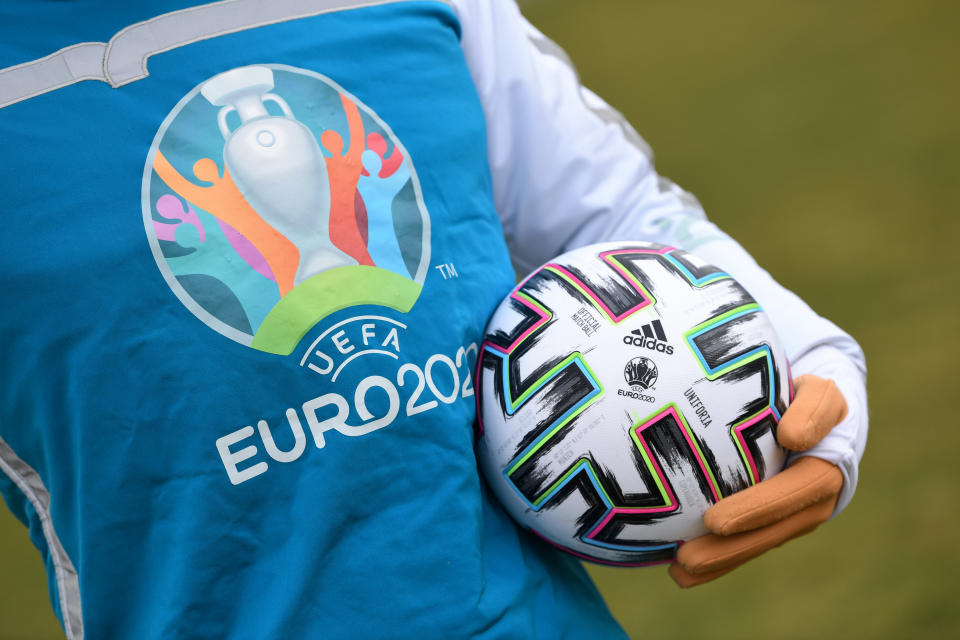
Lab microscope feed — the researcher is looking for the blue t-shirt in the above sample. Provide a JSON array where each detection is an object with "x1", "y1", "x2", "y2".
[{"x1": 0, "y1": 1, "x2": 627, "y2": 637}]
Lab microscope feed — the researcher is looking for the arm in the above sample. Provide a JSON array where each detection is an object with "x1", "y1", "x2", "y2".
[{"x1": 453, "y1": 0, "x2": 867, "y2": 573}]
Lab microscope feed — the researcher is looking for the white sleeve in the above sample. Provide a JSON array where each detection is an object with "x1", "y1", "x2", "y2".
[{"x1": 452, "y1": 0, "x2": 867, "y2": 514}]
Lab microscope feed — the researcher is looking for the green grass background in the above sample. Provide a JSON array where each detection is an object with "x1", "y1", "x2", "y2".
[{"x1": 2, "y1": 1, "x2": 958, "y2": 637}]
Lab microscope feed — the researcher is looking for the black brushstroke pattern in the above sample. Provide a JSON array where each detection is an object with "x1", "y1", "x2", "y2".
[
  {"x1": 538, "y1": 457, "x2": 677, "y2": 563},
  {"x1": 591, "y1": 409, "x2": 717, "y2": 546},
  {"x1": 483, "y1": 295, "x2": 548, "y2": 351},
  {"x1": 481, "y1": 347, "x2": 595, "y2": 469},
  {"x1": 603, "y1": 543, "x2": 678, "y2": 564},
  {"x1": 483, "y1": 348, "x2": 507, "y2": 414},
  {"x1": 554, "y1": 262, "x2": 649, "y2": 319},
  {"x1": 739, "y1": 413, "x2": 779, "y2": 482},
  {"x1": 693, "y1": 313, "x2": 761, "y2": 369},
  {"x1": 505, "y1": 328, "x2": 556, "y2": 402},
  {"x1": 691, "y1": 309, "x2": 788, "y2": 492},
  {"x1": 597, "y1": 253, "x2": 661, "y2": 303},
  {"x1": 539, "y1": 456, "x2": 608, "y2": 530},
  {"x1": 706, "y1": 281, "x2": 757, "y2": 318},
  {"x1": 482, "y1": 282, "x2": 569, "y2": 403},
  {"x1": 522, "y1": 268, "x2": 585, "y2": 305},
  {"x1": 511, "y1": 365, "x2": 598, "y2": 461},
  {"x1": 774, "y1": 360, "x2": 788, "y2": 417},
  {"x1": 720, "y1": 357, "x2": 771, "y2": 418},
  {"x1": 666, "y1": 249, "x2": 723, "y2": 282}
]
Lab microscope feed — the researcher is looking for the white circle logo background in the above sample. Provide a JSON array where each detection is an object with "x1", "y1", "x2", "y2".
[{"x1": 141, "y1": 65, "x2": 431, "y2": 355}]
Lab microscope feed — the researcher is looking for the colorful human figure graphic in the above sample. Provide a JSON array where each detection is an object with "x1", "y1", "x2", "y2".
[
  {"x1": 161, "y1": 197, "x2": 279, "y2": 332},
  {"x1": 154, "y1": 193, "x2": 206, "y2": 243},
  {"x1": 352, "y1": 132, "x2": 404, "y2": 246},
  {"x1": 321, "y1": 94, "x2": 375, "y2": 266},
  {"x1": 153, "y1": 153, "x2": 299, "y2": 296},
  {"x1": 365, "y1": 132, "x2": 404, "y2": 178},
  {"x1": 358, "y1": 148, "x2": 412, "y2": 277},
  {"x1": 218, "y1": 221, "x2": 276, "y2": 282},
  {"x1": 156, "y1": 194, "x2": 276, "y2": 282}
]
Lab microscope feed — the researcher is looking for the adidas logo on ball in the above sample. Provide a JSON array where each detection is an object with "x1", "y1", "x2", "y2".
[{"x1": 623, "y1": 319, "x2": 674, "y2": 354}]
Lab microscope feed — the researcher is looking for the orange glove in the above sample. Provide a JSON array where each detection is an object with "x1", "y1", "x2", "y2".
[{"x1": 669, "y1": 375, "x2": 848, "y2": 587}]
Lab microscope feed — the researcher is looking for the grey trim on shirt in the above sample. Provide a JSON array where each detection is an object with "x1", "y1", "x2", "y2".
[
  {"x1": 0, "y1": 437, "x2": 83, "y2": 639},
  {"x1": 0, "y1": 0, "x2": 453, "y2": 109},
  {"x1": 526, "y1": 30, "x2": 655, "y2": 161},
  {"x1": 525, "y1": 31, "x2": 707, "y2": 213}
]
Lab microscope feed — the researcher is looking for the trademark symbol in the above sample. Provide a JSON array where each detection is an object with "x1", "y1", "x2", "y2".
[{"x1": 435, "y1": 263, "x2": 459, "y2": 280}]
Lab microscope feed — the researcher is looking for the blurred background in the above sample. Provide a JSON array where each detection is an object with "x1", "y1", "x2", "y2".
[{"x1": 2, "y1": 0, "x2": 958, "y2": 637}]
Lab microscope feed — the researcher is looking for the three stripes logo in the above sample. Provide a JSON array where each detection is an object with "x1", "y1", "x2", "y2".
[{"x1": 623, "y1": 318, "x2": 675, "y2": 354}]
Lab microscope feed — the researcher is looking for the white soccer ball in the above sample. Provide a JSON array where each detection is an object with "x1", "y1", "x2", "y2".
[{"x1": 476, "y1": 242, "x2": 792, "y2": 566}]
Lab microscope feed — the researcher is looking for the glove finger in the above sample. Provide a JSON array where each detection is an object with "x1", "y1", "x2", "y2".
[
  {"x1": 668, "y1": 561, "x2": 737, "y2": 589},
  {"x1": 677, "y1": 495, "x2": 836, "y2": 575},
  {"x1": 777, "y1": 374, "x2": 848, "y2": 451},
  {"x1": 704, "y1": 456, "x2": 843, "y2": 535}
]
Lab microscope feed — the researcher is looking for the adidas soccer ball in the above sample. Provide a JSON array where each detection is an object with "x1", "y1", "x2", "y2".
[{"x1": 475, "y1": 242, "x2": 792, "y2": 566}]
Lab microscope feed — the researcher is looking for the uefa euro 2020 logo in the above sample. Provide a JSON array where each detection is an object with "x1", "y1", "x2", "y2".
[{"x1": 141, "y1": 65, "x2": 431, "y2": 355}]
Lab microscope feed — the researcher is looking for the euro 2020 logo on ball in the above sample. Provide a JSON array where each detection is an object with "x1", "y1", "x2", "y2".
[
  {"x1": 624, "y1": 357, "x2": 658, "y2": 390},
  {"x1": 142, "y1": 65, "x2": 431, "y2": 355}
]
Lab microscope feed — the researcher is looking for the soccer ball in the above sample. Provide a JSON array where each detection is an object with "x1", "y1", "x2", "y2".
[{"x1": 475, "y1": 242, "x2": 792, "y2": 566}]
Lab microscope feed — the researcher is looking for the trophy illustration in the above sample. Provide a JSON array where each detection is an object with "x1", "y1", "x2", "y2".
[{"x1": 201, "y1": 66, "x2": 356, "y2": 286}]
